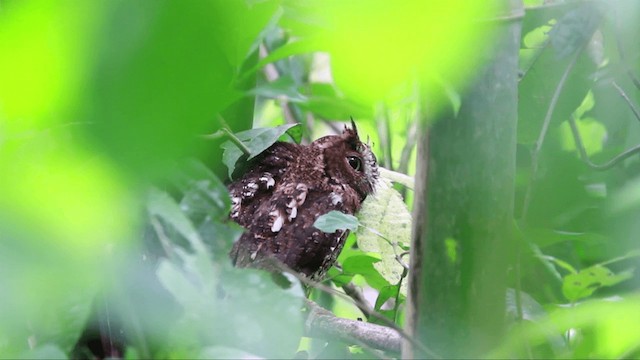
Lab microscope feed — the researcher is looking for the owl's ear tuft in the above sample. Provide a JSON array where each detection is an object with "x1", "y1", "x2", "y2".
[
  {"x1": 342, "y1": 117, "x2": 363, "y2": 147},
  {"x1": 350, "y1": 116, "x2": 358, "y2": 136}
]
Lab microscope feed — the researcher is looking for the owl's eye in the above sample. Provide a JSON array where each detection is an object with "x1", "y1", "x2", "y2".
[{"x1": 347, "y1": 156, "x2": 362, "y2": 171}]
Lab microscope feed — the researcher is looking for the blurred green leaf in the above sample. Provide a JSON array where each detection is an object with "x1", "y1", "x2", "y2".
[
  {"x1": 505, "y1": 288, "x2": 548, "y2": 322},
  {"x1": 493, "y1": 294, "x2": 640, "y2": 358},
  {"x1": 299, "y1": 84, "x2": 373, "y2": 120},
  {"x1": 523, "y1": 226, "x2": 608, "y2": 248},
  {"x1": 548, "y1": 4, "x2": 602, "y2": 59},
  {"x1": 157, "y1": 260, "x2": 204, "y2": 311},
  {"x1": 522, "y1": 1, "x2": 574, "y2": 37},
  {"x1": 251, "y1": 76, "x2": 307, "y2": 102},
  {"x1": 285, "y1": 1, "x2": 499, "y2": 106},
  {"x1": 518, "y1": 26, "x2": 597, "y2": 144},
  {"x1": 148, "y1": 185, "x2": 304, "y2": 358},
  {"x1": 147, "y1": 188, "x2": 209, "y2": 256},
  {"x1": 173, "y1": 160, "x2": 231, "y2": 225},
  {"x1": 314, "y1": 211, "x2": 359, "y2": 233},
  {"x1": 83, "y1": 2, "x2": 238, "y2": 178},
  {"x1": 561, "y1": 117, "x2": 606, "y2": 157},
  {"x1": 20, "y1": 344, "x2": 68, "y2": 360},
  {"x1": 198, "y1": 346, "x2": 260, "y2": 360}
]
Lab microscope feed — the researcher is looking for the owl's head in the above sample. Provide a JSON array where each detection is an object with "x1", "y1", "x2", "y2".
[{"x1": 313, "y1": 120, "x2": 379, "y2": 199}]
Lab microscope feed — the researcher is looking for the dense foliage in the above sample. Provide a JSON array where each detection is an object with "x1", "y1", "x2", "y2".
[{"x1": 1, "y1": 0, "x2": 639, "y2": 358}]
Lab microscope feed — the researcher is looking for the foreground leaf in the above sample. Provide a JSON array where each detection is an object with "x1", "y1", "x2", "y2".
[
  {"x1": 562, "y1": 265, "x2": 634, "y2": 302},
  {"x1": 314, "y1": 211, "x2": 359, "y2": 233}
]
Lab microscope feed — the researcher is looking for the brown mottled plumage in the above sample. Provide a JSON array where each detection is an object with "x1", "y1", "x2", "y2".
[{"x1": 228, "y1": 121, "x2": 378, "y2": 280}]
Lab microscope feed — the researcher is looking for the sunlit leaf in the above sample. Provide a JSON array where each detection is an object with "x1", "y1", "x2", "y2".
[
  {"x1": 562, "y1": 265, "x2": 633, "y2": 302},
  {"x1": 357, "y1": 175, "x2": 411, "y2": 295},
  {"x1": 561, "y1": 117, "x2": 606, "y2": 156},
  {"x1": 341, "y1": 255, "x2": 391, "y2": 290}
]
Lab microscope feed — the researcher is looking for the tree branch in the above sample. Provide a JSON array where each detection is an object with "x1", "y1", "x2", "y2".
[{"x1": 304, "y1": 299, "x2": 401, "y2": 354}]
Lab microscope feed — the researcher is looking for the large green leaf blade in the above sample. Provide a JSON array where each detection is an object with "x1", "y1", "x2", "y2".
[{"x1": 356, "y1": 175, "x2": 412, "y2": 295}]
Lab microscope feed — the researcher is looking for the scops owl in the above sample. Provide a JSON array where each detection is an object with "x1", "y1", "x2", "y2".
[{"x1": 228, "y1": 120, "x2": 379, "y2": 280}]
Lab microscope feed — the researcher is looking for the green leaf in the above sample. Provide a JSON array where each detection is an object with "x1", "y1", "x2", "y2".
[
  {"x1": 298, "y1": 83, "x2": 373, "y2": 120},
  {"x1": 521, "y1": 1, "x2": 575, "y2": 37},
  {"x1": 341, "y1": 255, "x2": 391, "y2": 290},
  {"x1": 83, "y1": 2, "x2": 250, "y2": 178},
  {"x1": 250, "y1": 76, "x2": 306, "y2": 102},
  {"x1": 244, "y1": 39, "x2": 318, "y2": 77},
  {"x1": 374, "y1": 285, "x2": 399, "y2": 314},
  {"x1": 314, "y1": 210, "x2": 359, "y2": 233},
  {"x1": 505, "y1": 288, "x2": 548, "y2": 322},
  {"x1": 20, "y1": 344, "x2": 67, "y2": 360},
  {"x1": 504, "y1": 289, "x2": 568, "y2": 353},
  {"x1": 518, "y1": 31, "x2": 597, "y2": 145},
  {"x1": 156, "y1": 259, "x2": 205, "y2": 311},
  {"x1": 220, "y1": 270, "x2": 305, "y2": 358},
  {"x1": 221, "y1": 124, "x2": 302, "y2": 178},
  {"x1": 562, "y1": 265, "x2": 634, "y2": 302},
  {"x1": 147, "y1": 188, "x2": 207, "y2": 254},
  {"x1": 356, "y1": 175, "x2": 412, "y2": 295},
  {"x1": 199, "y1": 346, "x2": 261, "y2": 360},
  {"x1": 522, "y1": 226, "x2": 608, "y2": 248},
  {"x1": 173, "y1": 160, "x2": 231, "y2": 224},
  {"x1": 548, "y1": 4, "x2": 602, "y2": 59}
]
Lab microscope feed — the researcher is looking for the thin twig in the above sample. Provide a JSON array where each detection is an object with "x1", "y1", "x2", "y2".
[
  {"x1": 568, "y1": 113, "x2": 640, "y2": 170},
  {"x1": 341, "y1": 283, "x2": 373, "y2": 320},
  {"x1": 375, "y1": 103, "x2": 393, "y2": 170},
  {"x1": 521, "y1": 49, "x2": 581, "y2": 221},
  {"x1": 202, "y1": 115, "x2": 252, "y2": 156},
  {"x1": 397, "y1": 120, "x2": 417, "y2": 176},
  {"x1": 150, "y1": 216, "x2": 179, "y2": 263},
  {"x1": 392, "y1": 267, "x2": 407, "y2": 325},
  {"x1": 259, "y1": 43, "x2": 305, "y2": 134},
  {"x1": 612, "y1": 7, "x2": 640, "y2": 90},
  {"x1": 612, "y1": 81, "x2": 640, "y2": 122},
  {"x1": 220, "y1": 128, "x2": 251, "y2": 156}
]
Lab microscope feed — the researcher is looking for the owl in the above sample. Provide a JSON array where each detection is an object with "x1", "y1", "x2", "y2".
[{"x1": 228, "y1": 120, "x2": 378, "y2": 280}]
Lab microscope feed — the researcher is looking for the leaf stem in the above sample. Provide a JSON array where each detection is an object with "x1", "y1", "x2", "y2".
[
  {"x1": 568, "y1": 113, "x2": 640, "y2": 170},
  {"x1": 521, "y1": 48, "x2": 581, "y2": 221}
]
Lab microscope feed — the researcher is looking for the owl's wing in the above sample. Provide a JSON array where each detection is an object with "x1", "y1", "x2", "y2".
[
  {"x1": 228, "y1": 141, "x2": 299, "y2": 227},
  {"x1": 233, "y1": 178, "x2": 361, "y2": 279},
  {"x1": 275, "y1": 188, "x2": 354, "y2": 279},
  {"x1": 228, "y1": 141, "x2": 300, "y2": 266}
]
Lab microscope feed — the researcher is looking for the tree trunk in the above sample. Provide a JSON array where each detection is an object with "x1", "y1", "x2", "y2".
[{"x1": 404, "y1": 1, "x2": 523, "y2": 357}]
